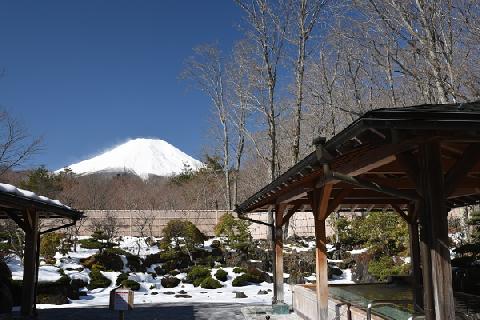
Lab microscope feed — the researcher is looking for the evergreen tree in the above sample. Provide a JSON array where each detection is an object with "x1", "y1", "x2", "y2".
[
  {"x1": 20, "y1": 165, "x2": 62, "y2": 198},
  {"x1": 468, "y1": 211, "x2": 480, "y2": 242}
]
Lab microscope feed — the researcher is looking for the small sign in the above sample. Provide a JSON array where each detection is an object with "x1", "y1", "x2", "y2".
[{"x1": 110, "y1": 288, "x2": 134, "y2": 311}]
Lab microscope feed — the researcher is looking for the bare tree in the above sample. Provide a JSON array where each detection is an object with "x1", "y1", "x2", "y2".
[
  {"x1": 288, "y1": 0, "x2": 329, "y2": 164},
  {"x1": 236, "y1": 0, "x2": 292, "y2": 181},
  {"x1": 227, "y1": 41, "x2": 254, "y2": 206},
  {"x1": 0, "y1": 110, "x2": 41, "y2": 177},
  {"x1": 182, "y1": 44, "x2": 232, "y2": 209},
  {"x1": 133, "y1": 210, "x2": 155, "y2": 256}
]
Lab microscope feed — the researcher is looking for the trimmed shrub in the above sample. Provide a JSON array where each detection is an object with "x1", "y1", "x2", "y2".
[
  {"x1": 78, "y1": 238, "x2": 103, "y2": 250},
  {"x1": 215, "y1": 269, "x2": 228, "y2": 282},
  {"x1": 121, "y1": 279, "x2": 140, "y2": 291},
  {"x1": 87, "y1": 265, "x2": 112, "y2": 290},
  {"x1": 144, "y1": 250, "x2": 190, "y2": 270},
  {"x1": 40, "y1": 233, "x2": 65, "y2": 263},
  {"x1": 163, "y1": 220, "x2": 206, "y2": 250},
  {"x1": 233, "y1": 267, "x2": 246, "y2": 274},
  {"x1": 116, "y1": 273, "x2": 129, "y2": 286},
  {"x1": 81, "y1": 251, "x2": 123, "y2": 272},
  {"x1": 232, "y1": 274, "x2": 250, "y2": 287},
  {"x1": 200, "y1": 276, "x2": 222, "y2": 289},
  {"x1": 161, "y1": 276, "x2": 181, "y2": 288},
  {"x1": 186, "y1": 266, "x2": 211, "y2": 287},
  {"x1": 126, "y1": 255, "x2": 145, "y2": 272},
  {"x1": 154, "y1": 266, "x2": 167, "y2": 276},
  {"x1": 368, "y1": 256, "x2": 410, "y2": 281}
]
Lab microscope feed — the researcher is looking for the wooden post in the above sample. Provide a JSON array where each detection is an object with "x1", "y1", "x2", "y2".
[
  {"x1": 311, "y1": 186, "x2": 332, "y2": 320},
  {"x1": 274, "y1": 204, "x2": 285, "y2": 304},
  {"x1": 314, "y1": 218, "x2": 329, "y2": 320},
  {"x1": 407, "y1": 204, "x2": 423, "y2": 311},
  {"x1": 21, "y1": 209, "x2": 39, "y2": 317},
  {"x1": 418, "y1": 142, "x2": 455, "y2": 320}
]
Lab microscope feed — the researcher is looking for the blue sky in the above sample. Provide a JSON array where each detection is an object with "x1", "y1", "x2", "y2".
[{"x1": 0, "y1": 1, "x2": 242, "y2": 170}]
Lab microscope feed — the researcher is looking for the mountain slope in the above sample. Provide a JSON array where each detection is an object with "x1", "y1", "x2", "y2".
[{"x1": 57, "y1": 138, "x2": 203, "y2": 179}]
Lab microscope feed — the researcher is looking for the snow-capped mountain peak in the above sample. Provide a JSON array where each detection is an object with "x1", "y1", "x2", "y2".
[{"x1": 57, "y1": 138, "x2": 203, "y2": 179}]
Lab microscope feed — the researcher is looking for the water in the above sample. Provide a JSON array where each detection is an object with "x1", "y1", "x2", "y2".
[{"x1": 311, "y1": 284, "x2": 414, "y2": 320}]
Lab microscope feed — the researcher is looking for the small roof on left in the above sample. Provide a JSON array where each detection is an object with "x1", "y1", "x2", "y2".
[{"x1": 0, "y1": 183, "x2": 83, "y2": 220}]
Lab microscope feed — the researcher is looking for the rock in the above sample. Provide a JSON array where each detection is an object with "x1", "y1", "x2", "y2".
[
  {"x1": 175, "y1": 294, "x2": 192, "y2": 298},
  {"x1": 163, "y1": 291, "x2": 175, "y2": 295},
  {"x1": 267, "y1": 289, "x2": 272, "y2": 292},
  {"x1": 257, "y1": 290, "x2": 268, "y2": 295},
  {"x1": 235, "y1": 291, "x2": 248, "y2": 298},
  {"x1": 178, "y1": 290, "x2": 188, "y2": 294}
]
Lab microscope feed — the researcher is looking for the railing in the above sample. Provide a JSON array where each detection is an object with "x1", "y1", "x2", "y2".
[{"x1": 366, "y1": 300, "x2": 423, "y2": 320}]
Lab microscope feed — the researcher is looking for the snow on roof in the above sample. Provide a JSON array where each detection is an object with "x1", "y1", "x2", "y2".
[{"x1": 0, "y1": 183, "x2": 71, "y2": 209}]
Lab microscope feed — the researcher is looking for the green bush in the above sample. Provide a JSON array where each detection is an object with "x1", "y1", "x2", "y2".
[
  {"x1": 104, "y1": 247, "x2": 130, "y2": 256},
  {"x1": 121, "y1": 279, "x2": 140, "y2": 291},
  {"x1": 161, "y1": 276, "x2": 181, "y2": 288},
  {"x1": 186, "y1": 266, "x2": 211, "y2": 287},
  {"x1": 200, "y1": 276, "x2": 222, "y2": 289},
  {"x1": 231, "y1": 268, "x2": 267, "y2": 286},
  {"x1": 154, "y1": 266, "x2": 167, "y2": 276},
  {"x1": 87, "y1": 264, "x2": 112, "y2": 290},
  {"x1": 163, "y1": 220, "x2": 206, "y2": 250},
  {"x1": 215, "y1": 269, "x2": 228, "y2": 281},
  {"x1": 116, "y1": 273, "x2": 129, "y2": 286},
  {"x1": 368, "y1": 256, "x2": 410, "y2": 281},
  {"x1": 81, "y1": 251, "x2": 124, "y2": 271},
  {"x1": 144, "y1": 250, "x2": 191, "y2": 269},
  {"x1": 232, "y1": 274, "x2": 250, "y2": 287},
  {"x1": 233, "y1": 267, "x2": 246, "y2": 273},
  {"x1": 40, "y1": 233, "x2": 65, "y2": 262},
  {"x1": 79, "y1": 238, "x2": 103, "y2": 250},
  {"x1": 126, "y1": 255, "x2": 145, "y2": 272},
  {"x1": 214, "y1": 213, "x2": 251, "y2": 251}
]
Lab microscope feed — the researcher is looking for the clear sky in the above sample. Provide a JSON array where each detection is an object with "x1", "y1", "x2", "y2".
[{"x1": 0, "y1": 1, "x2": 242, "y2": 170}]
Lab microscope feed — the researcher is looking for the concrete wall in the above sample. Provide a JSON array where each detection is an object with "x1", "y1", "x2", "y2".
[
  {"x1": 293, "y1": 284, "x2": 385, "y2": 320},
  {"x1": 72, "y1": 210, "x2": 333, "y2": 239}
]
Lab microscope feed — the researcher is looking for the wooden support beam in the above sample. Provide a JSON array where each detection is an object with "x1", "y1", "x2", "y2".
[
  {"x1": 326, "y1": 188, "x2": 352, "y2": 216},
  {"x1": 276, "y1": 187, "x2": 312, "y2": 204},
  {"x1": 281, "y1": 203, "x2": 301, "y2": 227},
  {"x1": 3, "y1": 209, "x2": 27, "y2": 231},
  {"x1": 418, "y1": 142, "x2": 455, "y2": 320},
  {"x1": 273, "y1": 204, "x2": 286, "y2": 304},
  {"x1": 444, "y1": 143, "x2": 480, "y2": 196},
  {"x1": 390, "y1": 204, "x2": 410, "y2": 223},
  {"x1": 310, "y1": 187, "x2": 332, "y2": 320},
  {"x1": 408, "y1": 204, "x2": 423, "y2": 312},
  {"x1": 21, "y1": 209, "x2": 39, "y2": 317},
  {"x1": 327, "y1": 171, "x2": 420, "y2": 202}
]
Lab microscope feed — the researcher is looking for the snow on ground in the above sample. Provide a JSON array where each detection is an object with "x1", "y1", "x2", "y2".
[
  {"x1": 6, "y1": 236, "x2": 356, "y2": 309},
  {"x1": 7, "y1": 256, "x2": 62, "y2": 282},
  {"x1": 348, "y1": 248, "x2": 368, "y2": 255},
  {"x1": 117, "y1": 236, "x2": 161, "y2": 257},
  {"x1": 304, "y1": 269, "x2": 354, "y2": 285}
]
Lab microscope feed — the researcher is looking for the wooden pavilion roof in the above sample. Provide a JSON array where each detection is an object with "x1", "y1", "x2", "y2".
[
  {"x1": 236, "y1": 102, "x2": 480, "y2": 216},
  {"x1": 0, "y1": 185, "x2": 83, "y2": 221}
]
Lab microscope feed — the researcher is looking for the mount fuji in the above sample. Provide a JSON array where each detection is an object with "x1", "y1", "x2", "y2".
[{"x1": 57, "y1": 138, "x2": 203, "y2": 179}]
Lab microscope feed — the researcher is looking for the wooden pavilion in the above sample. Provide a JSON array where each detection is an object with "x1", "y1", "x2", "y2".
[
  {"x1": 235, "y1": 102, "x2": 480, "y2": 320},
  {"x1": 0, "y1": 184, "x2": 83, "y2": 317}
]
